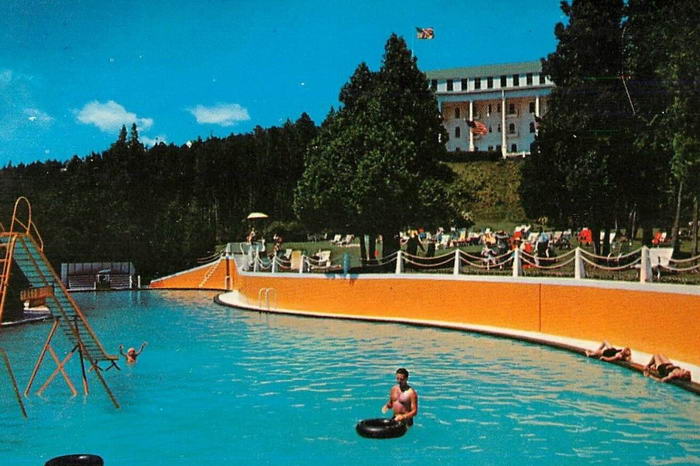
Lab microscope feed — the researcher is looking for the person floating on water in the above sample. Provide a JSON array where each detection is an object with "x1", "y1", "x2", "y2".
[
  {"x1": 119, "y1": 342, "x2": 147, "y2": 364},
  {"x1": 381, "y1": 368, "x2": 418, "y2": 425},
  {"x1": 585, "y1": 341, "x2": 631, "y2": 362}
]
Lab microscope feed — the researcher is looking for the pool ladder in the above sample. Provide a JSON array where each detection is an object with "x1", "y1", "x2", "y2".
[{"x1": 257, "y1": 288, "x2": 276, "y2": 311}]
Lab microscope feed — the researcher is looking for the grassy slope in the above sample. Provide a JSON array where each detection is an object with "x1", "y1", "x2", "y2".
[{"x1": 446, "y1": 160, "x2": 526, "y2": 232}]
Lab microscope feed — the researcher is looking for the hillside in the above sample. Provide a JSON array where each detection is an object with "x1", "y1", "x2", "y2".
[{"x1": 447, "y1": 160, "x2": 526, "y2": 224}]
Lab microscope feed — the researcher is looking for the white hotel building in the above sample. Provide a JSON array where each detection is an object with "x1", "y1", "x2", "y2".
[{"x1": 425, "y1": 61, "x2": 554, "y2": 157}]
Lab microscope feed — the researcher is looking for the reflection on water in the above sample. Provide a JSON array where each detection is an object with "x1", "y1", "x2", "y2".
[{"x1": 0, "y1": 290, "x2": 698, "y2": 465}]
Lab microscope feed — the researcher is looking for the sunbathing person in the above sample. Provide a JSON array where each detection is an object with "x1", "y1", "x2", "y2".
[
  {"x1": 585, "y1": 341, "x2": 631, "y2": 362},
  {"x1": 643, "y1": 354, "x2": 692, "y2": 383}
]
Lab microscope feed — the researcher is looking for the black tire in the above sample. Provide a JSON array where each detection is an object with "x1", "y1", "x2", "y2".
[
  {"x1": 355, "y1": 418, "x2": 407, "y2": 439},
  {"x1": 45, "y1": 454, "x2": 104, "y2": 466}
]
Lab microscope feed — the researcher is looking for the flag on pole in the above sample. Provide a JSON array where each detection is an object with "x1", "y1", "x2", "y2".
[
  {"x1": 416, "y1": 27, "x2": 435, "y2": 40},
  {"x1": 467, "y1": 120, "x2": 488, "y2": 135}
]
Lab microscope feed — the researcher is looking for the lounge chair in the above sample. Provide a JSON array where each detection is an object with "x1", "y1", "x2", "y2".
[
  {"x1": 289, "y1": 250, "x2": 303, "y2": 271},
  {"x1": 309, "y1": 250, "x2": 341, "y2": 272},
  {"x1": 651, "y1": 232, "x2": 668, "y2": 246},
  {"x1": 330, "y1": 234, "x2": 342, "y2": 245},
  {"x1": 649, "y1": 247, "x2": 673, "y2": 279}
]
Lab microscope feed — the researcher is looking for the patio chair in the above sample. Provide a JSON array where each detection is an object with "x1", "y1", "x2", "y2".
[{"x1": 289, "y1": 250, "x2": 303, "y2": 271}]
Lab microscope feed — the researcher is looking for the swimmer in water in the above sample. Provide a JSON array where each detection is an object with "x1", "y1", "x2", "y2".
[
  {"x1": 381, "y1": 368, "x2": 418, "y2": 425},
  {"x1": 119, "y1": 342, "x2": 147, "y2": 364}
]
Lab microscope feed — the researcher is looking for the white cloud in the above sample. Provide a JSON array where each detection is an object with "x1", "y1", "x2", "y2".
[
  {"x1": 76, "y1": 100, "x2": 153, "y2": 133},
  {"x1": 24, "y1": 108, "x2": 54, "y2": 125},
  {"x1": 141, "y1": 134, "x2": 167, "y2": 147},
  {"x1": 187, "y1": 103, "x2": 250, "y2": 127}
]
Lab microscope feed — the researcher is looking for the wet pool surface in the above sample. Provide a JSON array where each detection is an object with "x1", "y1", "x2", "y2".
[{"x1": 1, "y1": 290, "x2": 698, "y2": 465}]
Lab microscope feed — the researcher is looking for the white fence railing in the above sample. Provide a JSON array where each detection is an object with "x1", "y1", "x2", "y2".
[{"x1": 238, "y1": 243, "x2": 699, "y2": 284}]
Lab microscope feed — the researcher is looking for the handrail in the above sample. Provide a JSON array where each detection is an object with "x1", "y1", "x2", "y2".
[{"x1": 9, "y1": 197, "x2": 43, "y2": 250}]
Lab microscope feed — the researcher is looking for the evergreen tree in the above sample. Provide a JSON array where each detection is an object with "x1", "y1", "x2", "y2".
[
  {"x1": 521, "y1": 0, "x2": 629, "y2": 253},
  {"x1": 295, "y1": 34, "x2": 457, "y2": 260}
]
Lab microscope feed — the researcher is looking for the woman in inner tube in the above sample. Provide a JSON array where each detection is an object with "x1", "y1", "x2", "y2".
[{"x1": 381, "y1": 368, "x2": 418, "y2": 426}]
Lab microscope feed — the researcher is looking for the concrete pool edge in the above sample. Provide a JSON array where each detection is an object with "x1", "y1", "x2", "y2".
[{"x1": 214, "y1": 289, "x2": 700, "y2": 396}]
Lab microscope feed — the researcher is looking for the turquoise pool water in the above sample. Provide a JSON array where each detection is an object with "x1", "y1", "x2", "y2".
[{"x1": 0, "y1": 290, "x2": 699, "y2": 465}]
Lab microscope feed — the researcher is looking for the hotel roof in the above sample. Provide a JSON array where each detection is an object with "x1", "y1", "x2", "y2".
[{"x1": 425, "y1": 60, "x2": 543, "y2": 80}]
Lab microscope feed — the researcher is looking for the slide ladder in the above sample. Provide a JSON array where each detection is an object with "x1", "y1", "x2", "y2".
[{"x1": 0, "y1": 197, "x2": 120, "y2": 409}]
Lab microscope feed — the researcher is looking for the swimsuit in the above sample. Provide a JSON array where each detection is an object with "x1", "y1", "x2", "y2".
[
  {"x1": 657, "y1": 363, "x2": 679, "y2": 378},
  {"x1": 602, "y1": 348, "x2": 622, "y2": 358}
]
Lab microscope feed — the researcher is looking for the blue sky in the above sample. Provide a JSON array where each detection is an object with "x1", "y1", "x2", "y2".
[{"x1": 1, "y1": 0, "x2": 565, "y2": 165}]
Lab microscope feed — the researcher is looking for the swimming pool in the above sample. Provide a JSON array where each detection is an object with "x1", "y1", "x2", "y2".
[{"x1": 1, "y1": 290, "x2": 699, "y2": 465}]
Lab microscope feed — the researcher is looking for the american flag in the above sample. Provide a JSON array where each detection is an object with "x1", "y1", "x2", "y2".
[
  {"x1": 467, "y1": 120, "x2": 488, "y2": 135},
  {"x1": 416, "y1": 27, "x2": 435, "y2": 40}
]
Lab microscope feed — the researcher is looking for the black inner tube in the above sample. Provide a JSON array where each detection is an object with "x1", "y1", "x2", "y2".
[
  {"x1": 356, "y1": 418, "x2": 407, "y2": 439},
  {"x1": 45, "y1": 454, "x2": 104, "y2": 466}
]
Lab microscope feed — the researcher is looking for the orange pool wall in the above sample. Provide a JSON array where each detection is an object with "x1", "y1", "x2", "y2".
[{"x1": 151, "y1": 258, "x2": 700, "y2": 367}]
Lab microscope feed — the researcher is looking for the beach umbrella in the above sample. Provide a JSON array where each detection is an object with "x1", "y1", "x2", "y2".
[{"x1": 246, "y1": 212, "x2": 269, "y2": 220}]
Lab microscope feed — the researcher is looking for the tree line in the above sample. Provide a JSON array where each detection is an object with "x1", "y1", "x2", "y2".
[
  {"x1": 2, "y1": 2, "x2": 699, "y2": 287},
  {"x1": 0, "y1": 116, "x2": 317, "y2": 281},
  {"x1": 521, "y1": 0, "x2": 700, "y2": 255}
]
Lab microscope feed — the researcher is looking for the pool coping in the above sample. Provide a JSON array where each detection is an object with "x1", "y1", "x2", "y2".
[{"x1": 214, "y1": 290, "x2": 700, "y2": 396}]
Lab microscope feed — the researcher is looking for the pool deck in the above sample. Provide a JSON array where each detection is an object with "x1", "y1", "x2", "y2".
[{"x1": 216, "y1": 289, "x2": 700, "y2": 395}]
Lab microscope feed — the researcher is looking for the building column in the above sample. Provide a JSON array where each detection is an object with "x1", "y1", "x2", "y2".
[
  {"x1": 468, "y1": 100, "x2": 474, "y2": 151},
  {"x1": 501, "y1": 90, "x2": 507, "y2": 158},
  {"x1": 535, "y1": 96, "x2": 541, "y2": 135}
]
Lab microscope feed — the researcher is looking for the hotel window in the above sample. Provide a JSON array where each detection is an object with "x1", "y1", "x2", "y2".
[
  {"x1": 526, "y1": 73, "x2": 533, "y2": 85},
  {"x1": 447, "y1": 79, "x2": 453, "y2": 91},
  {"x1": 461, "y1": 78, "x2": 468, "y2": 90},
  {"x1": 500, "y1": 75, "x2": 507, "y2": 87},
  {"x1": 513, "y1": 74, "x2": 520, "y2": 86},
  {"x1": 497, "y1": 104, "x2": 501, "y2": 113},
  {"x1": 529, "y1": 101, "x2": 536, "y2": 113},
  {"x1": 430, "y1": 80, "x2": 437, "y2": 91},
  {"x1": 455, "y1": 127, "x2": 461, "y2": 138},
  {"x1": 496, "y1": 145, "x2": 501, "y2": 152},
  {"x1": 539, "y1": 74, "x2": 546, "y2": 85},
  {"x1": 508, "y1": 103, "x2": 516, "y2": 114},
  {"x1": 474, "y1": 77, "x2": 481, "y2": 90},
  {"x1": 511, "y1": 144, "x2": 517, "y2": 152},
  {"x1": 487, "y1": 77, "x2": 493, "y2": 89},
  {"x1": 487, "y1": 145, "x2": 493, "y2": 151},
  {"x1": 489, "y1": 125, "x2": 493, "y2": 133},
  {"x1": 529, "y1": 122, "x2": 536, "y2": 133},
  {"x1": 455, "y1": 107, "x2": 460, "y2": 119},
  {"x1": 487, "y1": 104, "x2": 492, "y2": 115},
  {"x1": 508, "y1": 123, "x2": 516, "y2": 134},
  {"x1": 497, "y1": 123, "x2": 501, "y2": 133}
]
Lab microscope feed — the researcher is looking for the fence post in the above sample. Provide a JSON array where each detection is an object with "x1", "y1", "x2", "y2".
[
  {"x1": 395, "y1": 250, "x2": 404, "y2": 274},
  {"x1": 512, "y1": 248, "x2": 521, "y2": 277},
  {"x1": 299, "y1": 256, "x2": 305, "y2": 274},
  {"x1": 453, "y1": 249, "x2": 460, "y2": 275},
  {"x1": 574, "y1": 247, "x2": 586, "y2": 279},
  {"x1": 640, "y1": 246, "x2": 652, "y2": 282}
]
